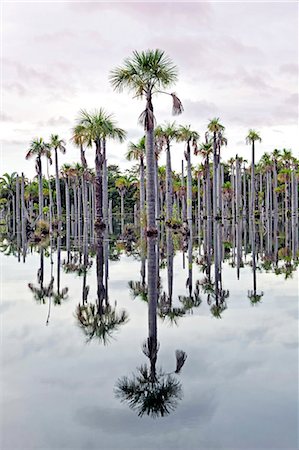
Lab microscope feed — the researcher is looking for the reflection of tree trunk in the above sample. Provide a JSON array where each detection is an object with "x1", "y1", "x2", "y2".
[
  {"x1": 96, "y1": 230, "x2": 105, "y2": 314},
  {"x1": 147, "y1": 236, "x2": 157, "y2": 359},
  {"x1": 166, "y1": 229, "x2": 173, "y2": 302},
  {"x1": 82, "y1": 224, "x2": 89, "y2": 304},
  {"x1": 187, "y1": 227, "x2": 193, "y2": 297},
  {"x1": 57, "y1": 235, "x2": 61, "y2": 296},
  {"x1": 251, "y1": 220, "x2": 257, "y2": 293}
]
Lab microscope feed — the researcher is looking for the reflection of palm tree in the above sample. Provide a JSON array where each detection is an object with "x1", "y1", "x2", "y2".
[
  {"x1": 75, "y1": 230, "x2": 128, "y2": 344},
  {"x1": 115, "y1": 236, "x2": 187, "y2": 418},
  {"x1": 115, "y1": 364, "x2": 182, "y2": 418},
  {"x1": 28, "y1": 248, "x2": 53, "y2": 304},
  {"x1": 76, "y1": 302, "x2": 128, "y2": 344},
  {"x1": 248, "y1": 220, "x2": 264, "y2": 306}
]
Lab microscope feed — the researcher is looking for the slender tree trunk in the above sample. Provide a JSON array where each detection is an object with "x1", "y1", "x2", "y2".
[
  {"x1": 95, "y1": 139, "x2": 104, "y2": 228},
  {"x1": 65, "y1": 178, "x2": 70, "y2": 253},
  {"x1": 166, "y1": 141, "x2": 173, "y2": 222},
  {"x1": 140, "y1": 156, "x2": 145, "y2": 224},
  {"x1": 102, "y1": 139, "x2": 109, "y2": 226},
  {"x1": 54, "y1": 148, "x2": 62, "y2": 224},
  {"x1": 181, "y1": 160, "x2": 186, "y2": 222},
  {"x1": 251, "y1": 141, "x2": 255, "y2": 216},
  {"x1": 37, "y1": 156, "x2": 43, "y2": 220},
  {"x1": 186, "y1": 141, "x2": 192, "y2": 226},
  {"x1": 146, "y1": 125, "x2": 156, "y2": 231}
]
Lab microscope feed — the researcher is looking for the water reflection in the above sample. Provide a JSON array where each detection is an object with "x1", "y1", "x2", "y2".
[
  {"x1": 75, "y1": 229, "x2": 129, "y2": 344},
  {"x1": 115, "y1": 235, "x2": 187, "y2": 418},
  {"x1": 1, "y1": 214, "x2": 298, "y2": 422}
]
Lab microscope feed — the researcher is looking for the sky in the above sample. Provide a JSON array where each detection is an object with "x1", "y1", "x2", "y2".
[{"x1": 1, "y1": 1, "x2": 298, "y2": 179}]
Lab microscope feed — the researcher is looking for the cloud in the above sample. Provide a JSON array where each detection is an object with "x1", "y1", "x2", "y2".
[
  {"x1": 38, "y1": 116, "x2": 71, "y2": 127},
  {"x1": 279, "y1": 63, "x2": 298, "y2": 75}
]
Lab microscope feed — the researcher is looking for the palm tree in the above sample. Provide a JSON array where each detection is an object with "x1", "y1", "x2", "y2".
[
  {"x1": 25, "y1": 138, "x2": 52, "y2": 220},
  {"x1": 110, "y1": 49, "x2": 183, "y2": 234},
  {"x1": 71, "y1": 124, "x2": 89, "y2": 169},
  {"x1": 196, "y1": 141, "x2": 213, "y2": 219},
  {"x1": 115, "y1": 176, "x2": 130, "y2": 233},
  {"x1": 0, "y1": 172, "x2": 18, "y2": 231},
  {"x1": 49, "y1": 134, "x2": 66, "y2": 224},
  {"x1": 246, "y1": 129, "x2": 262, "y2": 216},
  {"x1": 76, "y1": 109, "x2": 126, "y2": 230},
  {"x1": 155, "y1": 122, "x2": 178, "y2": 223},
  {"x1": 126, "y1": 137, "x2": 146, "y2": 223},
  {"x1": 177, "y1": 126, "x2": 199, "y2": 226},
  {"x1": 207, "y1": 118, "x2": 226, "y2": 218}
]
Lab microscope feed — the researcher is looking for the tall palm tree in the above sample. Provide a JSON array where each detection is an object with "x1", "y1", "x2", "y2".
[
  {"x1": 49, "y1": 134, "x2": 66, "y2": 224},
  {"x1": 25, "y1": 138, "x2": 51, "y2": 220},
  {"x1": 207, "y1": 118, "x2": 226, "y2": 218},
  {"x1": 110, "y1": 49, "x2": 183, "y2": 234},
  {"x1": 155, "y1": 122, "x2": 178, "y2": 223},
  {"x1": 246, "y1": 129, "x2": 262, "y2": 216},
  {"x1": 126, "y1": 137, "x2": 146, "y2": 222},
  {"x1": 76, "y1": 109, "x2": 126, "y2": 229},
  {"x1": 71, "y1": 124, "x2": 89, "y2": 169},
  {"x1": 177, "y1": 126, "x2": 199, "y2": 226},
  {"x1": 197, "y1": 141, "x2": 213, "y2": 219},
  {"x1": 115, "y1": 176, "x2": 130, "y2": 233}
]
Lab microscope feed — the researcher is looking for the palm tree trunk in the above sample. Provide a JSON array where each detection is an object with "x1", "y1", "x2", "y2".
[
  {"x1": 186, "y1": 141, "x2": 192, "y2": 226},
  {"x1": 54, "y1": 148, "x2": 62, "y2": 223},
  {"x1": 251, "y1": 141, "x2": 255, "y2": 216},
  {"x1": 37, "y1": 156, "x2": 43, "y2": 220},
  {"x1": 154, "y1": 157, "x2": 160, "y2": 222},
  {"x1": 181, "y1": 160, "x2": 186, "y2": 222},
  {"x1": 102, "y1": 139, "x2": 109, "y2": 226},
  {"x1": 146, "y1": 126, "x2": 156, "y2": 231},
  {"x1": 95, "y1": 139, "x2": 104, "y2": 228},
  {"x1": 140, "y1": 156, "x2": 145, "y2": 229},
  {"x1": 120, "y1": 191, "x2": 124, "y2": 233},
  {"x1": 166, "y1": 141, "x2": 173, "y2": 222},
  {"x1": 65, "y1": 178, "x2": 70, "y2": 253}
]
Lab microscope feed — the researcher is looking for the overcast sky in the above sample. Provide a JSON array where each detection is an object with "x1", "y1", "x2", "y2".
[{"x1": 2, "y1": 1, "x2": 298, "y2": 178}]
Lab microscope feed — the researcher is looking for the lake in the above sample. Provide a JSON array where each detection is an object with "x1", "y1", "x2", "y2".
[{"x1": 1, "y1": 219, "x2": 298, "y2": 450}]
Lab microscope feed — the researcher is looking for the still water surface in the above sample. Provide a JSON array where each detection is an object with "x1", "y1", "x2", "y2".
[{"x1": 1, "y1": 223, "x2": 298, "y2": 450}]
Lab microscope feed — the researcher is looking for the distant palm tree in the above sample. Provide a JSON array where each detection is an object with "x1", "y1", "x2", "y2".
[
  {"x1": 177, "y1": 126, "x2": 199, "y2": 225},
  {"x1": 207, "y1": 118, "x2": 226, "y2": 218},
  {"x1": 246, "y1": 129, "x2": 262, "y2": 216},
  {"x1": 25, "y1": 138, "x2": 52, "y2": 220},
  {"x1": 110, "y1": 49, "x2": 183, "y2": 234},
  {"x1": 126, "y1": 137, "x2": 146, "y2": 220},
  {"x1": 49, "y1": 134, "x2": 66, "y2": 224},
  {"x1": 71, "y1": 124, "x2": 89, "y2": 169},
  {"x1": 155, "y1": 122, "x2": 178, "y2": 223}
]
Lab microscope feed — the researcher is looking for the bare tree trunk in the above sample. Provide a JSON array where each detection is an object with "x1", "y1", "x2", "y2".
[
  {"x1": 166, "y1": 141, "x2": 173, "y2": 222},
  {"x1": 54, "y1": 148, "x2": 62, "y2": 225},
  {"x1": 146, "y1": 126, "x2": 156, "y2": 231},
  {"x1": 186, "y1": 141, "x2": 192, "y2": 226}
]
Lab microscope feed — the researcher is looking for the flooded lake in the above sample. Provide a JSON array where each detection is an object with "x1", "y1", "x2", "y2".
[{"x1": 1, "y1": 219, "x2": 298, "y2": 450}]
